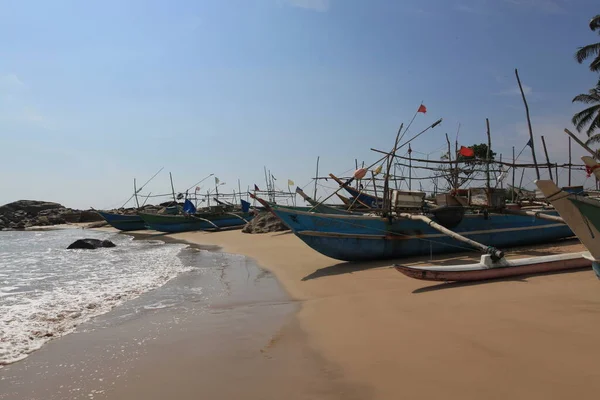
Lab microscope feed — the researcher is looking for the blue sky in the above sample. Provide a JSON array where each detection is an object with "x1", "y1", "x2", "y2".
[{"x1": 1, "y1": 0, "x2": 599, "y2": 208}]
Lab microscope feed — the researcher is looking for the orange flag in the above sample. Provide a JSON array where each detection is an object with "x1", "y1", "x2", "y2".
[{"x1": 417, "y1": 104, "x2": 427, "y2": 113}]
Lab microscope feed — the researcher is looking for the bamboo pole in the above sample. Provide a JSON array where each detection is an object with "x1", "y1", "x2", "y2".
[
  {"x1": 512, "y1": 146, "x2": 515, "y2": 202},
  {"x1": 515, "y1": 68, "x2": 540, "y2": 179},
  {"x1": 408, "y1": 144, "x2": 412, "y2": 191},
  {"x1": 445, "y1": 133, "x2": 453, "y2": 189},
  {"x1": 564, "y1": 128, "x2": 597, "y2": 158},
  {"x1": 371, "y1": 171, "x2": 379, "y2": 200},
  {"x1": 398, "y1": 213, "x2": 504, "y2": 260},
  {"x1": 314, "y1": 156, "x2": 320, "y2": 199},
  {"x1": 568, "y1": 137, "x2": 572, "y2": 186},
  {"x1": 540, "y1": 136, "x2": 553, "y2": 181},
  {"x1": 133, "y1": 178, "x2": 140, "y2": 209},
  {"x1": 486, "y1": 118, "x2": 492, "y2": 191},
  {"x1": 169, "y1": 172, "x2": 177, "y2": 205}
]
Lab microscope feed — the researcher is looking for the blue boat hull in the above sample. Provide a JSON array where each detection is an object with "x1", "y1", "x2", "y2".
[
  {"x1": 269, "y1": 207, "x2": 574, "y2": 261},
  {"x1": 97, "y1": 211, "x2": 147, "y2": 231},
  {"x1": 139, "y1": 213, "x2": 254, "y2": 233}
]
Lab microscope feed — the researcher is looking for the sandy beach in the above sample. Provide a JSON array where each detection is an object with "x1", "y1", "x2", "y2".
[
  {"x1": 137, "y1": 230, "x2": 600, "y2": 400},
  {"x1": 2, "y1": 227, "x2": 599, "y2": 400}
]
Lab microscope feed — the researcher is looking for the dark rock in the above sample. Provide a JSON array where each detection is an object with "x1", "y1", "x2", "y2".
[
  {"x1": 67, "y1": 239, "x2": 116, "y2": 250},
  {"x1": 0, "y1": 200, "x2": 63, "y2": 217},
  {"x1": 242, "y1": 212, "x2": 289, "y2": 234},
  {"x1": 79, "y1": 210, "x2": 103, "y2": 222},
  {"x1": 60, "y1": 210, "x2": 82, "y2": 223}
]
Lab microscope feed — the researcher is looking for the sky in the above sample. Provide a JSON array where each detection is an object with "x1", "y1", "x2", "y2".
[{"x1": 1, "y1": 0, "x2": 599, "y2": 208}]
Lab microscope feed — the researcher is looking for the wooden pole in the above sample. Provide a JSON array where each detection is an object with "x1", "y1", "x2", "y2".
[
  {"x1": 486, "y1": 118, "x2": 492, "y2": 191},
  {"x1": 445, "y1": 133, "x2": 453, "y2": 189},
  {"x1": 564, "y1": 128, "x2": 597, "y2": 158},
  {"x1": 314, "y1": 156, "x2": 320, "y2": 200},
  {"x1": 133, "y1": 178, "x2": 140, "y2": 209},
  {"x1": 408, "y1": 144, "x2": 412, "y2": 191},
  {"x1": 169, "y1": 172, "x2": 177, "y2": 205},
  {"x1": 515, "y1": 68, "x2": 540, "y2": 179},
  {"x1": 568, "y1": 137, "x2": 572, "y2": 186},
  {"x1": 371, "y1": 171, "x2": 378, "y2": 200},
  {"x1": 540, "y1": 136, "x2": 553, "y2": 181},
  {"x1": 512, "y1": 146, "x2": 515, "y2": 202}
]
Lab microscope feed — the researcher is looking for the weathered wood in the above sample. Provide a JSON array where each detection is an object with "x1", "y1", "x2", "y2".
[
  {"x1": 515, "y1": 68, "x2": 540, "y2": 179},
  {"x1": 486, "y1": 118, "x2": 492, "y2": 190},
  {"x1": 133, "y1": 178, "x2": 140, "y2": 209},
  {"x1": 512, "y1": 146, "x2": 516, "y2": 202},
  {"x1": 502, "y1": 208, "x2": 564, "y2": 224},
  {"x1": 540, "y1": 135, "x2": 553, "y2": 181},
  {"x1": 568, "y1": 137, "x2": 572, "y2": 186},
  {"x1": 398, "y1": 213, "x2": 504, "y2": 260},
  {"x1": 564, "y1": 128, "x2": 598, "y2": 159}
]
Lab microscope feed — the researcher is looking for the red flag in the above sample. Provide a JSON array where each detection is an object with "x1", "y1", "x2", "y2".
[
  {"x1": 459, "y1": 146, "x2": 475, "y2": 157},
  {"x1": 254, "y1": 184, "x2": 260, "y2": 191},
  {"x1": 417, "y1": 104, "x2": 427, "y2": 114}
]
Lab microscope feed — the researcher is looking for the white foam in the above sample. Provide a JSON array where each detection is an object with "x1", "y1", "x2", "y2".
[{"x1": 0, "y1": 230, "x2": 191, "y2": 365}]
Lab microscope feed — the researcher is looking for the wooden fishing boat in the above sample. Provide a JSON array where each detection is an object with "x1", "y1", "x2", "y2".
[
  {"x1": 394, "y1": 253, "x2": 591, "y2": 282},
  {"x1": 329, "y1": 174, "x2": 382, "y2": 208},
  {"x1": 138, "y1": 206, "x2": 254, "y2": 233},
  {"x1": 96, "y1": 211, "x2": 147, "y2": 231},
  {"x1": 256, "y1": 198, "x2": 573, "y2": 262},
  {"x1": 536, "y1": 173, "x2": 600, "y2": 279}
]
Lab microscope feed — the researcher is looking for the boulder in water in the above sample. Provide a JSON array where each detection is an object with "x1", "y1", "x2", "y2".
[{"x1": 67, "y1": 239, "x2": 116, "y2": 250}]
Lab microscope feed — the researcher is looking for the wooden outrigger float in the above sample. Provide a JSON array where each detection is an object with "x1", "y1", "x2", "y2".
[{"x1": 394, "y1": 253, "x2": 591, "y2": 282}]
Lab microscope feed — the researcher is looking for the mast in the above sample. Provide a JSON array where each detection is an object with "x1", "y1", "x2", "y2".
[
  {"x1": 408, "y1": 144, "x2": 412, "y2": 191},
  {"x1": 540, "y1": 135, "x2": 553, "y2": 181},
  {"x1": 314, "y1": 156, "x2": 320, "y2": 200},
  {"x1": 169, "y1": 172, "x2": 177, "y2": 205},
  {"x1": 133, "y1": 178, "x2": 140, "y2": 209},
  {"x1": 568, "y1": 137, "x2": 572, "y2": 186},
  {"x1": 515, "y1": 68, "x2": 540, "y2": 179},
  {"x1": 485, "y1": 118, "x2": 491, "y2": 191},
  {"x1": 512, "y1": 146, "x2": 515, "y2": 202}
]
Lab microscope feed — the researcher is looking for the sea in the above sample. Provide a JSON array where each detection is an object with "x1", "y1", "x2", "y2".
[{"x1": 0, "y1": 228, "x2": 192, "y2": 366}]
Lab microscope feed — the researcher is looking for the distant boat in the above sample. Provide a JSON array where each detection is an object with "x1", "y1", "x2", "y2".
[
  {"x1": 257, "y1": 200, "x2": 573, "y2": 262},
  {"x1": 536, "y1": 165, "x2": 600, "y2": 279},
  {"x1": 96, "y1": 211, "x2": 147, "y2": 231},
  {"x1": 138, "y1": 200, "x2": 254, "y2": 233},
  {"x1": 328, "y1": 173, "x2": 382, "y2": 208}
]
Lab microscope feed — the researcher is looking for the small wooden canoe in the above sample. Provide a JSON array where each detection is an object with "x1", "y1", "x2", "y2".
[{"x1": 394, "y1": 252, "x2": 591, "y2": 282}]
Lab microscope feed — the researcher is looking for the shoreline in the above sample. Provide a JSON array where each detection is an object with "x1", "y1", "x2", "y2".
[
  {"x1": 1, "y1": 226, "x2": 363, "y2": 400},
  {"x1": 122, "y1": 228, "x2": 600, "y2": 399}
]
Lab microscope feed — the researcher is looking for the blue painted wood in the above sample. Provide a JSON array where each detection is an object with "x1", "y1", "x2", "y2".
[
  {"x1": 97, "y1": 211, "x2": 147, "y2": 231},
  {"x1": 269, "y1": 206, "x2": 574, "y2": 261},
  {"x1": 138, "y1": 212, "x2": 253, "y2": 233}
]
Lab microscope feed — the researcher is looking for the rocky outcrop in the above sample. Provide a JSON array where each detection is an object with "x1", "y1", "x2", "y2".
[
  {"x1": 67, "y1": 239, "x2": 116, "y2": 249},
  {"x1": 242, "y1": 212, "x2": 289, "y2": 234},
  {"x1": 0, "y1": 200, "x2": 103, "y2": 230}
]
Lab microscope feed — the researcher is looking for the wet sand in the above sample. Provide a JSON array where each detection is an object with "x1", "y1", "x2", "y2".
[
  {"x1": 0, "y1": 235, "x2": 368, "y2": 400},
  {"x1": 138, "y1": 230, "x2": 600, "y2": 400}
]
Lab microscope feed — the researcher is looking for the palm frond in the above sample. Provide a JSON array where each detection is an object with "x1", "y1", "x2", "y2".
[
  {"x1": 586, "y1": 113, "x2": 600, "y2": 137},
  {"x1": 590, "y1": 55, "x2": 600, "y2": 72},
  {"x1": 572, "y1": 93, "x2": 600, "y2": 104},
  {"x1": 590, "y1": 14, "x2": 600, "y2": 31},
  {"x1": 575, "y1": 42, "x2": 600, "y2": 64},
  {"x1": 585, "y1": 133, "x2": 600, "y2": 145},
  {"x1": 572, "y1": 107, "x2": 596, "y2": 132}
]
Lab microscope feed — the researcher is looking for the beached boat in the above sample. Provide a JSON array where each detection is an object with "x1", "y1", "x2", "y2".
[
  {"x1": 96, "y1": 211, "x2": 147, "y2": 231},
  {"x1": 536, "y1": 173, "x2": 600, "y2": 279},
  {"x1": 394, "y1": 253, "x2": 591, "y2": 282},
  {"x1": 257, "y1": 200, "x2": 573, "y2": 261},
  {"x1": 138, "y1": 205, "x2": 254, "y2": 233}
]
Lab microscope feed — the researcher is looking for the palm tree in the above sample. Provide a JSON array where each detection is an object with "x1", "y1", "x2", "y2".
[
  {"x1": 572, "y1": 85, "x2": 600, "y2": 142},
  {"x1": 575, "y1": 14, "x2": 600, "y2": 72}
]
